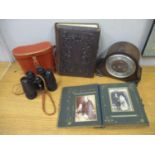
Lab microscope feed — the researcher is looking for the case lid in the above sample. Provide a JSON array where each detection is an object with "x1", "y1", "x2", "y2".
[{"x1": 13, "y1": 41, "x2": 52, "y2": 57}]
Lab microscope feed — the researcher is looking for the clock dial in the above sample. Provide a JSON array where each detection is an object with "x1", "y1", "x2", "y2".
[{"x1": 105, "y1": 54, "x2": 136, "y2": 78}]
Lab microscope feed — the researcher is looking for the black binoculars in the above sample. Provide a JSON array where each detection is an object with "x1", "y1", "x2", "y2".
[{"x1": 20, "y1": 67, "x2": 57, "y2": 99}]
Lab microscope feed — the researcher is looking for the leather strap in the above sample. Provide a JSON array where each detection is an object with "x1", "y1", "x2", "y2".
[
  {"x1": 37, "y1": 75, "x2": 56, "y2": 116},
  {"x1": 42, "y1": 90, "x2": 56, "y2": 116},
  {"x1": 32, "y1": 57, "x2": 56, "y2": 116},
  {"x1": 32, "y1": 56, "x2": 40, "y2": 67}
]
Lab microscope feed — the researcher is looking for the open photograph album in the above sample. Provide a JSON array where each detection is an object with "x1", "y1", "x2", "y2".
[{"x1": 58, "y1": 83, "x2": 149, "y2": 128}]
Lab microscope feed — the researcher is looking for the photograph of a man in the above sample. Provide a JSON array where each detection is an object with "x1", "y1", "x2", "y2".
[{"x1": 75, "y1": 95, "x2": 97, "y2": 122}]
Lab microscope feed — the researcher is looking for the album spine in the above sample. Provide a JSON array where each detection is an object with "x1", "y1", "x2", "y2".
[{"x1": 98, "y1": 85, "x2": 105, "y2": 127}]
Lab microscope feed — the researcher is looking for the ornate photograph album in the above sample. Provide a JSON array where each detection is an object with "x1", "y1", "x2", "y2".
[
  {"x1": 55, "y1": 23, "x2": 100, "y2": 77},
  {"x1": 58, "y1": 83, "x2": 149, "y2": 128}
]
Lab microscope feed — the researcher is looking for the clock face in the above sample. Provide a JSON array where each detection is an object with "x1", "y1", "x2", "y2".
[{"x1": 105, "y1": 54, "x2": 136, "y2": 78}]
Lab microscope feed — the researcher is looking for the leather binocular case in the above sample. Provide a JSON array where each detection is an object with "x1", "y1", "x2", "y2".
[
  {"x1": 96, "y1": 42, "x2": 142, "y2": 84},
  {"x1": 13, "y1": 41, "x2": 56, "y2": 73}
]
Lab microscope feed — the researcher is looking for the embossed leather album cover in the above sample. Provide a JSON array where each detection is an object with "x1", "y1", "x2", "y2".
[
  {"x1": 58, "y1": 83, "x2": 149, "y2": 128},
  {"x1": 55, "y1": 23, "x2": 100, "y2": 77}
]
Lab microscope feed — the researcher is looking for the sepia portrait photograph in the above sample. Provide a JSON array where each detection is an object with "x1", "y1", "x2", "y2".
[
  {"x1": 75, "y1": 95, "x2": 97, "y2": 122},
  {"x1": 108, "y1": 87, "x2": 134, "y2": 112}
]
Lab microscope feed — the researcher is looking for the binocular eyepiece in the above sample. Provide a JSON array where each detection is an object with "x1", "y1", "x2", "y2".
[{"x1": 20, "y1": 67, "x2": 57, "y2": 99}]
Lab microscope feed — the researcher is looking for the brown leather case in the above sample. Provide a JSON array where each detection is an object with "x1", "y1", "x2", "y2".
[
  {"x1": 13, "y1": 41, "x2": 56, "y2": 73},
  {"x1": 55, "y1": 23, "x2": 100, "y2": 77}
]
